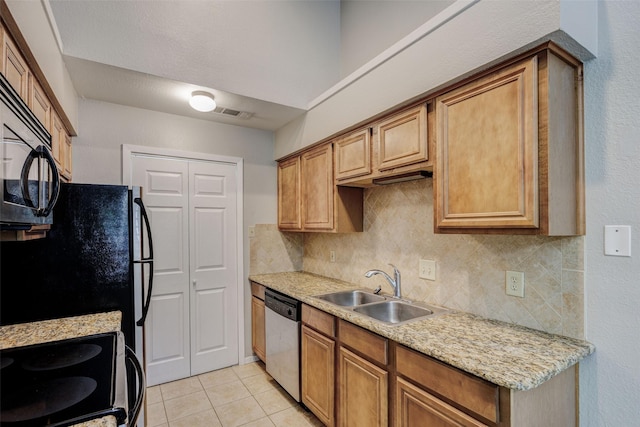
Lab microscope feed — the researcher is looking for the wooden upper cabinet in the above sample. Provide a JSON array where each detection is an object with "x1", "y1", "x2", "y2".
[
  {"x1": 336, "y1": 103, "x2": 432, "y2": 187},
  {"x1": 302, "y1": 144, "x2": 334, "y2": 230},
  {"x1": 29, "y1": 76, "x2": 52, "y2": 131},
  {"x1": 335, "y1": 128, "x2": 371, "y2": 181},
  {"x1": 435, "y1": 48, "x2": 584, "y2": 235},
  {"x1": 277, "y1": 156, "x2": 302, "y2": 230},
  {"x1": 62, "y1": 132, "x2": 72, "y2": 180},
  {"x1": 377, "y1": 104, "x2": 428, "y2": 171},
  {"x1": 278, "y1": 144, "x2": 363, "y2": 233},
  {"x1": 51, "y1": 109, "x2": 72, "y2": 181},
  {"x1": 1, "y1": 24, "x2": 29, "y2": 100}
]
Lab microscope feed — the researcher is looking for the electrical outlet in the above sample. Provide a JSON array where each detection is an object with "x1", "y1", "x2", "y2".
[
  {"x1": 505, "y1": 271, "x2": 525, "y2": 298},
  {"x1": 330, "y1": 250, "x2": 336, "y2": 263},
  {"x1": 419, "y1": 259, "x2": 436, "y2": 281}
]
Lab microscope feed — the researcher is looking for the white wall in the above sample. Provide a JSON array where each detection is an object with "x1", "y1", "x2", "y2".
[
  {"x1": 276, "y1": 0, "x2": 596, "y2": 159},
  {"x1": 580, "y1": 2, "x2": 640, "y2": 425},
  {"x1": 339, "y1": 0, "x2": 453, "y2": 78},
  {"x1": 73, "y1": 99, "x2": 277, "y2": 359},
  {"x1": 273, "y1": 0, "x2": 640, "y2": 424}
]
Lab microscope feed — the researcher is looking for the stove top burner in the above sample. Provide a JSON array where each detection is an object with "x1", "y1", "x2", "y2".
[
  {"x1": 0, "y1": 356, "x2": 14, "y2": 370},
  {"x1": 0, "y1": 377, "x2": 97, "y2": 422},
  {"x1": 22, "y1": 344, "x2": 102, "y2": 371},
  {"x1": 0, "y1": 332, "x2": 126, "y2": 427}
]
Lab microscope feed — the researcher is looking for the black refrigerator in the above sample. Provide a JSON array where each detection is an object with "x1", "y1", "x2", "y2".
[
  {"x1": 0, "y1": 183, "x2": 153, "y2": 418},
  {"x1": 0, "y1": 182, "x2": 153, "y2": 350}
]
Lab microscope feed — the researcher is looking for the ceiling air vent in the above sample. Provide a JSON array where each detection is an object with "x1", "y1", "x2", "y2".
[{"x1": 213, "y1": 106, "x2": 253, "y2": 120}]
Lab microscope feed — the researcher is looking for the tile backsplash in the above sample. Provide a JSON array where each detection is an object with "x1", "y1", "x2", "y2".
[{"x1": 251, "y1": 179, "x2": 584, "y2": 339}]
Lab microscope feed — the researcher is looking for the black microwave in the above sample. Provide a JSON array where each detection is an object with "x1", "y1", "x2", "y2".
[{"x1": 0, "y1": 74, "x2": 59, "y2": 228}]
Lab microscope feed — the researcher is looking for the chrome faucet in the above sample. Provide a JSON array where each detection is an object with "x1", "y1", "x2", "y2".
[{"x1": 365, "y1": 264, "x2": 401, "y2": 298}]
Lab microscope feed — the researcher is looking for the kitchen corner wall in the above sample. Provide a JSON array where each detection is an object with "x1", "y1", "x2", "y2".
[
  {"x1": 253, "y1": 179, "x2": 585, "y2": 340},
  {"x1": 250, "y1": 224, "x2": 303, "y2": 275}
]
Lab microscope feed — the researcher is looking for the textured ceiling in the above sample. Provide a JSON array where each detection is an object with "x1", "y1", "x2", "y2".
[
  {"x1": 47, "y1": 0, "x2": 342, "y2": 131},
  {"x1": 46, "y1": 0, "x2": 453, "y2": 131}
]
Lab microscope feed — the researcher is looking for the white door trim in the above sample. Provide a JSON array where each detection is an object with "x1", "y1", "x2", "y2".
[{"x1": 122, "y1": 144, "x2": 245, "y2": 367}]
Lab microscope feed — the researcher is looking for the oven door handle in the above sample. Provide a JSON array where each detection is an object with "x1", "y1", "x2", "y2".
[{"x1": 125, "y1": 345, "x2": 145, "y2": 427}]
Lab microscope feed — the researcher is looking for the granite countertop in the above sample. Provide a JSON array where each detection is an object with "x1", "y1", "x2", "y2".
[
  {"x1": 0, "y1": 311, "x2": 122, "y2": 427},
  {"x1": 249, "y1": 271, "x2": 595, "y2": 391}
]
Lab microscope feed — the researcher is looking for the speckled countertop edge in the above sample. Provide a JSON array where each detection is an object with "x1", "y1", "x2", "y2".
[
  {"x1": 0, "y1": 312, "x2": 122, "y2": 427},
  {"x1": 0, "y1": 311, "x2": 122, "y2": 350},
  {"x1": 249, "y1": 271, "x2": 595, "y2": 391}
]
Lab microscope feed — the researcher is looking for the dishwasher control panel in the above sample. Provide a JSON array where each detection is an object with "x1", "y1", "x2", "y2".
[{"x1": 265, "y1": 289, "x2": 301, "y2": 321}]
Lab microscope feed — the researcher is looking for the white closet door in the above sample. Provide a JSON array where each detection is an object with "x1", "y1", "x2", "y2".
[
  {"x1": 189, "y1": 161, "x2": 238, "y2": 374},
  {"x1": 131, "y1": 156, "x2": 190, "y2": 386}
]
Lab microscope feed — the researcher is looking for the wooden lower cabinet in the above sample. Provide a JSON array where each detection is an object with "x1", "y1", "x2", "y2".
[
  {"x1": 302, "y1": 325, "x2": 335, "y2": 426},
  {"x1": 396, "y1": 378, "x2": 488, "y2": 427},
  {"x1": 250, "y1": 296, "x2": 265, "y2": 362},
  {"x1": 338, "y1": 346, "x2": 388, "y2": 427},
  {"x1": 250, "y1": 282, "x2": 266, "y2": 362}
]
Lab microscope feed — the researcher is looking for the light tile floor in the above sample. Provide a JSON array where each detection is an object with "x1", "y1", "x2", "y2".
[{"x1": 145, "y1": 361, "x2": 324, "y2": 427}]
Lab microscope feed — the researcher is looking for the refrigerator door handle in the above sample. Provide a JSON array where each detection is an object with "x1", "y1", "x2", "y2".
[{"x1": 134, "y1": 197, "x2": 154, "y2": 327}]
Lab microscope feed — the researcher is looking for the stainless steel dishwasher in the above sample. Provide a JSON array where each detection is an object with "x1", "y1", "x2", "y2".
[{"x1": 264, "y1": 288, "x2": 301, "y2": 402}]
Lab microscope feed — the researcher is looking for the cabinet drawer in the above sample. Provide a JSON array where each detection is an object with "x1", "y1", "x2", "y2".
[
  {"x1": 396, "y1": 377, "x2": 489, "y2": 427},
  {"x1": 396, "y1": 345, "x2": 498, "y2": 423},
  {"x1": 302, "y1": 304, "x2": 335, "y2": 338},
  {"x1": 250, "y1": 282, "x2": 265, "y2": 300},
  {"x1": 338, "y1": 319, "x2": 387, "y2": 366}
]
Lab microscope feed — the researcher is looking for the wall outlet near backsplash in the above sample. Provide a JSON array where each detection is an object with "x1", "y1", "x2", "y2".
[{"x1": 505, "y1": 271, "x2": 525, "y2": 298}]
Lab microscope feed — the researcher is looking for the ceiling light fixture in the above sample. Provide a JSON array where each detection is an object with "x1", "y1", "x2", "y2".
[{"x1": 189, "y1": 90, "x2": 216, "y2": 112}]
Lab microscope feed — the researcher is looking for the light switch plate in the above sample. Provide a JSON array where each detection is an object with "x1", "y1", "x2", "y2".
[
  {"x1": 248, "y1": 226, "x2": 256, "y2": 238},
  {"x1": 419, "y1": 259, "x2": 436, "y2": 281},
  {"x1": 604, "y1": 225, "x2": 631, "y2": 256}
]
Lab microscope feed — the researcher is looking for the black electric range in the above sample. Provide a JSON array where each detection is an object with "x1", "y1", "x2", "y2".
[{"x1": 0, "y1": 332, "x2": 130, "y2": 426}]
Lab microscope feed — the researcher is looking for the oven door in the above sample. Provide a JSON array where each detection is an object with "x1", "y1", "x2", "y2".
[{"x1": 0, "y1": 74, "x2": 59, "y2": 227}]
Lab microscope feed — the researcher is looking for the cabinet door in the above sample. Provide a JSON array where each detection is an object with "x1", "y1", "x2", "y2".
[
  {"x1": 62, "y1": 132, "x2": 72, "y2": 180},
  {"x1": 335, "y1": 128, "x2": 371, "y2": 181},
  {"x1": 377, "y1": 104, "x2": 428, "y2": 171},
  {"x1": 338, "y1": 346, "x2": 387, "y2": 427},
  {"x1": 277, "y1": 156, "x2": 301, "y2": 230},
  {"x1": 302, "y1": 325, "x2": 335, "y2": 426},
  {"x1": 435, "y1": 57, "x2": 538, "y2": 229},
  {"x1": 251, "y1": 296, "x2": 266, "y2": 362},
  {"x1": 1, "y1": 26, "x2": 29, "y2": 100},
  {"x1": 301, "y1": 144, "x2": 334, "y2": 230},
  {"x1": 51, "y1": 110, "x2": 64, "y2": 169},
  {"x1": 396, "y1": 378, "x2": 489, "y2": 427},
  {"x1": 29, "y1": 77, "x2": 51, "y2": 131}
]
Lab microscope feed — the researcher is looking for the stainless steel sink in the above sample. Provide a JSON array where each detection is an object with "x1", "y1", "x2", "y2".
[
  {"x1": 352, "y1": 300, "x2": 447, "y2": 325},
  {"x1": 314, "y1": 290, "x2": 386, "y2": 307},
  {"x1": 313, "y1": 290, "x2": 448, "y2": 325}
]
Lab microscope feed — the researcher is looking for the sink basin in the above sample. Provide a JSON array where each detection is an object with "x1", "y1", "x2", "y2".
[
  {"x1": 315, "y1": 290, "x2": 385, "y2": 307},
  {"x1": 352, "y1": 300, "x2": 443, "y2": 325}
]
